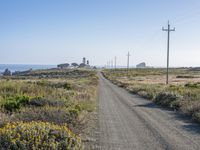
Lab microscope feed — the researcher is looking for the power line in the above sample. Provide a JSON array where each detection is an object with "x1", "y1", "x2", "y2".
[
  {"x1": 162, "y1": 21, "x2": 175, "y2": 85},
  {"x1": 173, "y1": 5, "x2": 200, "y2": 26}
]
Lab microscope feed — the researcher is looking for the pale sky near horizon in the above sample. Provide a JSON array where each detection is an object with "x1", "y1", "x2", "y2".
[{"x1": 1, "y1": 0, "x2": 200, "y2": 67}]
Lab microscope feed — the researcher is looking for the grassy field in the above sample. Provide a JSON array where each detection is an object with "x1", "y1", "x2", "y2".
[
  {"x1": 102, "y1": 68, "x2": 200, "y2": 123},
  {"x1": 0, "y1": 69, "x2": 98, "y2": 149}
]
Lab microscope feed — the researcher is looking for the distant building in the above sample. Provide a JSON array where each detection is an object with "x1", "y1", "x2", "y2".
[
  {"x1": 71, "y1": 63, "x2": 79, "y2": 67},
  {"x1": 83, "y1": 57, "x2": 86, "y2": 64},
  {"x1": 87, "y1": 60, "x2": 89, "y2": 65},
  {"x1": 136, "y1": 62, "x2": 146, "y2": 68},
  {"x1": 57, "y1": 63, "x2": 70, "y2": 69},
  {"x1": 57, "y1": 57, "x2": 91, "y2": 69},
  {"x1": 79, "y1": 63, "x2": 87, "y2": 68}
]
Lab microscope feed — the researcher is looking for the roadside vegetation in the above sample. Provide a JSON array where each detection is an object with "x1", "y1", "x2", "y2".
[
  {"x1": 0, "y1": 69, "x2": 98, "y2": 149},
  {"x1": 102, "y1": 68, "x2": 200, "y2": 123}
]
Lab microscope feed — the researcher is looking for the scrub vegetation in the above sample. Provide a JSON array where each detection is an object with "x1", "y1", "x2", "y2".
[
  {"x1": 0, "y1": 69, "x2": 98, "y2": 149},
  {"x1": 102, "y1": 68, "x2": 200, "y2": 123}
]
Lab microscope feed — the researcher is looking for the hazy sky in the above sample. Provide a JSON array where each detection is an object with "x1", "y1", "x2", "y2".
[{"x1": 1, "y1": 0, "x2": 200, "y2": 67}]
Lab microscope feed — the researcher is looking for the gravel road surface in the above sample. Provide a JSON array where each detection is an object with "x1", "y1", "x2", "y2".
[{"x1": 98, "y1": 73, "x2": 200, "y2": 150}]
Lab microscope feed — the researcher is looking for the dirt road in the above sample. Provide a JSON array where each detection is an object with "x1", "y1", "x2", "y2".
[{"x1": 98, "y1": 73, "x2": 200, "y2": 150}]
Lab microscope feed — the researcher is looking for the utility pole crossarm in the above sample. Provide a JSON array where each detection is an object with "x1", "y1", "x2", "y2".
[
  {"x1": 162, "y1": 27, "x2": 168, "y2": 31},
  {"x1": 162, "y1": 27, "x2": 175, "y2": 31},
  {"x1": 171, "y1": 28, "x2": 175, "y2": 31}
]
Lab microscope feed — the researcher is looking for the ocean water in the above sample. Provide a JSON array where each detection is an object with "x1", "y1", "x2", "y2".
[{"x1": 0, "y1": 64, "x2": 56, "y2": 73}]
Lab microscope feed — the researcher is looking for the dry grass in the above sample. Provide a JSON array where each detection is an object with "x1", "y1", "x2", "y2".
[
  {"x1": 102, "y1": 68, "x2": 200, "y2": 123},
  {"x1": 0, "y1": 69, "x2": 98, "y2": 147}
]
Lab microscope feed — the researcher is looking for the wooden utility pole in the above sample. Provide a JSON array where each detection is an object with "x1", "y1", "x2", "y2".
[
  {"x1": 127, "y1": 51, "x2": 130, "y2": 75},
  {"x1": 162, "y1": 21, "x2": 175, "y2": 84},
  {"x1": 114, "y1": 56, "x2": 116, "y2": 70}
]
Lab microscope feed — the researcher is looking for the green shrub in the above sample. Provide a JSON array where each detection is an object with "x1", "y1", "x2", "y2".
[
  {"x1": 35, "y1": 79, "x2": 49, "y2": 86},
  {"x1": 181, "y1": 101, "x2": 200, "y2": 116},
  {"x1": 176, "y1": 75, "x2": 195, "y2": 78},
  {"x1": 170, "y1": 99, "x2": 182, "y2": 110},
  {"x1": 2, "y1": 100, "x2": 20, "y2": 112},
  {"x1": 154, "y1": 92, "x2": 182, "y2": 110},
  {"x1": 1, "y1": 96, "x2": 30, "y2": 112},
  {"x1": 0, "y1": 121, "x2": 82, "y2": 150},
  {"x1": 192, "y1": 111, "x2": 200, "y2": 123},
  {"x1": 185, "y1": 83, "x2": 200, "y2": 89},
  {"x1": 69, "y1": 108, "x2": 80, "y2": 119},
  {"x1": 63, "y1": 83, "x2": 72, "y2": 90},
  {"x1": 75, "y1": 104, "x2": 82, "y2": 112},
  {"x1": 138, "y1": 91, "x2": 155, "y2": 99}
]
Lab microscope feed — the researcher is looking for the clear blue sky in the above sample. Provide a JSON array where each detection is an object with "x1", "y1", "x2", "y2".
[{"x1": 0, "y1": 0, "x2": 200, "y2": 67}]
